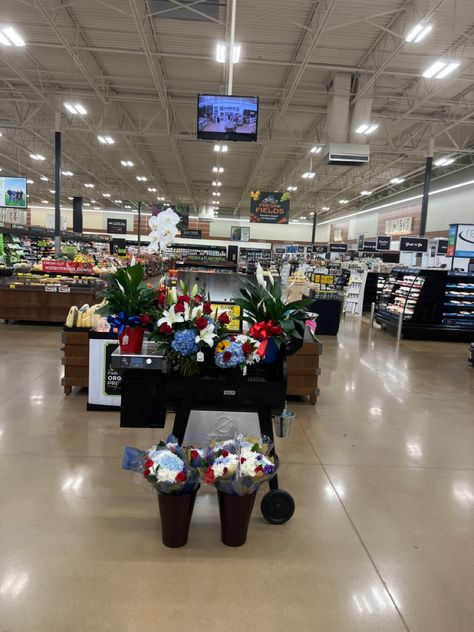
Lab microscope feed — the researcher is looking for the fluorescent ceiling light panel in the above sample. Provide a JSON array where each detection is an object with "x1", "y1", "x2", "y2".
[
  {"x1": 302, "y1": 171, "x2": 315, "y2": 179},
  {"x1": 214, "y1": 144, "x2": 228, "y2": 152},
  {"x1": 84, "y1": 183, "x2": 94, "y2": 188},
  {"x1": 26, "y1": 179, "x2": 34, "y2": 184},
  {"x1": 114, "y1": 199, "x2": 122, "y2": 203},
  {"x1": 148, "y1": 187, "x2": 157, "y2": 192},
  {"x1": 339, "y1": 199, "x2": 349, "y2": 204},
  {"x1": 125, "y1": 205, "x2": 131, "y2": 209},
  {"x1": 64, "y1": 102, "x2": 87, "y2": 115},
  {"x1": 321, "y1": 206, "x2": 330, "y2": 211},
  {"x1": 390, "y1": 177, "x2": 405, "y2": 184},
  {"x1": 287, "y1": 186, "x2": 297, "y2": 191},
  {"x1": 434, "y1": 156, "x2": 455, "y2": 166},
  {"x1": 212, "y1": 166, "x2": 224, "y2": 173},
  {"x1": 355, "y1": 123, "x2": 369, "y2": 134},
  {"x1": 405, "y1": 23, "x2": 432, "y2": 43},
  {"x1": 216, "y1": 42, "x2": 226, "y2": 63},
  {"x1": 423, "y1": 60, "x2": 459, "y2": 79},
  {"x1": 136, "y1": 176, "x2": 147, "y2": 181},
  {"x1": 97, "y1": 135, "x2": 114, "y2": 144},
  {"x1": 361, "y1": 190, "x2": 372, "y2": 196},
  {"x1": 212, "y1": 181, "x2": 222, "y2": 186},
  {"x1": 121, "y1": 160, "x2": 134, "y2": 167},
  {"x1": 41, "y1": 200, "x2": 48, "y2": 204},
  {"x1": 40, "y1": 176, "x2": 48, "y2": 181},
  {"x1": 30, "y1": 154, "x2": 45, "y2": 161},
  {"x1": 0, "y1": 27, "x2": 25, "y2": 47},
  {"x1": 61, "y1": 170, "x2": 73, "y2": 176},
  {"x1": 310, "y1": 146, "x2": 322, "y2": 154},
  {"x1": 365, "y1": 123, "x2": 379, "y2": 134},
  {"x1": 49, "y1": 189, "x2": 55, "y2": 193},
  {"x1": 102, "y1": 193, "x2": 111, "y2": 197}
]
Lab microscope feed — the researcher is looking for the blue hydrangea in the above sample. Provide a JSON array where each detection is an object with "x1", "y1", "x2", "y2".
[
  {"x1": 215, "y1": 341, "x2": 245, "y2": 368},
  {"x1": 171, "y1": 329, "x2": 198, "y2": 356}
]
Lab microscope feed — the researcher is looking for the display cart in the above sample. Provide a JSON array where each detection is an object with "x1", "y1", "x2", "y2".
[{"x1": 111, "y1": 343, "x2": 295, "y2": 524}]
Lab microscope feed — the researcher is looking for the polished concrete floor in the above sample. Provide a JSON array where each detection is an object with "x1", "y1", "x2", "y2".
[{"x1": 0, "y1": 319, "x2": 473, "y2": 632}]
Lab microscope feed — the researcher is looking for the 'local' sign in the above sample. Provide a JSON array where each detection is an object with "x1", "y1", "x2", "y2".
[
  {"x1": 107, "y1": 218, "x2": 127, "y2": 234},
  {"x1": 399, "y1": 237, "x2": 428, "y2": 252}
]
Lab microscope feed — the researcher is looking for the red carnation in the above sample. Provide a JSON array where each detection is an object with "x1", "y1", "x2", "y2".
[
  {"x1": 255, "y1": 465, "x2": 263, "y2": 472},
  {"x1": 218, "y1": 312, "x2": 230, "y2": 325},
  {"x1": 143, "y1": 468, "x2": 150, "y2": 477},
  {"x1": 196, "y1": 316, "x2": 208, "y2": 331},
  {"x1": 221, "y1": 450, "x2": 229, "y2": 457},
  {"x1": 203, "y1": 302, "x2": 212, "y2": 315},
  {"x1": 194, "y1": 294, "x2": 203, "y2": 304},
  {"x1": 178, "y1": 294, "x2": 190, "y2": 303},
  {"x1": 191, "y1": 449, "x2": 200, "y2": 461},
  {"x1": 144, "y1": 459, "x2": 153, "y2": 468},
  {"x1": 223, "y1": 467, "x2": 228, "y2": 474},
  {"x1": 240, "y1": 457, "x2": 246, "y2": 463},
  {"x1": 175, "y1": 470, "x2": 187, "y2": 483},
  {"x1": 174, "y1": 302, "x2": 185, "y2": 313},
  {"x1": 242, "y1": 342, "x2": 253, "y2": 355},
  {"x1": 140, "y1": 314, "x2": 152, "y2": 326},
  {"x1": 204, "y1": 467, "x2": 215, "y2": 484},
  {"x1": 223, "y1": 351, "x2": 232, "y2": 362},
  {"x1": 159, "y1": 323, "x2": 173, "y2": 334}
]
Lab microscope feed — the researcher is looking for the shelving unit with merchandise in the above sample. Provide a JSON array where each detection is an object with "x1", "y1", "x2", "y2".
[
  {"x1": 362, "y1": 271, "x2": 389, "y2": 312},
  {"x1": 375, "y1": 268, "x2": 474, "y2": 341},
  {"x1": 343, "y1": 269, "x2": 367, "y2": 315}
]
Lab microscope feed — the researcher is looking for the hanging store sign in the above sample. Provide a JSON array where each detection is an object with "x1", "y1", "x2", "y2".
[
  {"x1": 333, "y1": 229, "x2": 343, "y2": 242},
  {"x1": 357, "y1": 234, "x2": 365, "y2": 250},
  {"x1": 0, "y1": 177, "x2": 27, "y2": 209},
  {"x1": 399, "y1": 237, "x2": 428, "y2": 252},
  {"x1": 385, "y1": 216, "x2": 413, "y2": 235},
  {"x1": 250, "y1": 191, "x2": 290, "y2": 224},
  {"x1": 363, "y1": 241, "x2": 377, "y2": 252},
  {"x1": 329, "y1": 243, "x2": 348, "y2": 252},
  {"x1": 436, "y1": 239, "x2": 448, "y2": 255},
  {"x1": 312, "y1": 243, "x2": 328, "y2": 254},
  {"x1": 107, "y1": 218, "x2": 127, "y2": 234},
  {"x1": 446, "y1": 223, "x2": 474, "y2": 258},
  {"x1": 181, "y1": 229, "x2": 201, "y2": 239},
  {"x1": 376, "y1": 235, "x2": 391, "y2": 250},
  {"x1": 0, "y1": 208, "x2": 27, "y2": 225}
]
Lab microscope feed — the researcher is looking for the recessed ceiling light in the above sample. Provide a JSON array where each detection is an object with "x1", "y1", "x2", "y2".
[
  {"x1": 310, "y1": 146, "x2": 322, "y2": 154},
  {"x1": 64, "y1": 102, "x2": 87, "y2": 115},
  {"x1": 339, "y1": 199, "x2": 349, "y2": 204},
  {"x1": 390, "y1": 177, "x2": 405, "y2": 184},
  {"x1": 61, "y1": 170, "x2": 73, "y2": 176},
  {"x1": 434, "y1": 156, "x2": 455, "y2": 166},
  {"x1": 148, "y1": 187, "x2": 157, "y2": 192},
  {"x1": 120, "y1": 160, "x2": 134, "y2": 167},
  {"x1": 26, "y1": 179, "x2": 34, "y2": 184},
  {"x1": 423, "y1": 60, "x2": 459, "y2": 79},
  {"x1": 41, "y1": 200, "x2": 48, "y2": 204},
  {"x1": 136, "y1": 175, "x2": 147, "y2": 181},
  {"x1": 405, "y1": 23, "x2": 432, "y2": 43},
  {"x1": 0, "y1": 27, "x2": 25, "y2": 47},
  {"x1": 321, "y1": 206, "x2": 330, "y2": 211},
  {"x1": 30, "y1": 154, "x2": 45, "y2": 161},
  {"x1": 97, "y1": 135, "x2": 114, "y2": 144},
  {"x1": 212, "y1": 166, "x2": 224, "y2": 173},
  {"x1": 40, "y1": 175, "x2": 48, "y2": 181},
  {"x1": 302, "y1": 171, "x2": 315, "y2": 179},
  {"x1": 84, "y1": 183, "x2": 94, "y2": 188},
  {"x1": 102, "y1": 193, "x2": 111, "y2": 197},
  {"x1": 361, "y1": 190, "x2": 373, "y2": 196}
]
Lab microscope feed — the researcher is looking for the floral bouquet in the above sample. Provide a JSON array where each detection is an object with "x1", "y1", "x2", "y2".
[
  {"x1": 215, "y1": 334, "x2": 261, "y2": 372},
  {"x1": 152, "y1": 282, "x2": 231, "y2": 376},
  {"x1": 200, "y1": 435, "x2": 278, "y2": 495},
  {"x1": 147, "y1": 208, "x2": 180, "y2": 253},
  {"x1": 122, "y1": 435, "x2": 199, "y2": 495}
]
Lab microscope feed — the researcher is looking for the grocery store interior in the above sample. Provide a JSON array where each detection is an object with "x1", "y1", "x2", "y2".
[{"x1": 0, "y1": 1, "x2": 473, "y2": 631}]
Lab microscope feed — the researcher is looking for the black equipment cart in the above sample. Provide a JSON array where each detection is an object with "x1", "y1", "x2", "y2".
[{"x1": 111, "y1": 343, "x2": 295, "y2": 524}]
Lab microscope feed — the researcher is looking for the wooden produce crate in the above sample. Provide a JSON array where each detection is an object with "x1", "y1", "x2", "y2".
[
  {"x1": 61, "y1": 329, "x2": 89, "y2": 395},
  {"x1": 286, "y1": 337, "x2": 322, "y2": 405}
]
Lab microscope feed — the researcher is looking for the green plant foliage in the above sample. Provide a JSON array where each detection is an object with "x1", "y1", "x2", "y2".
[{"x1": 97, "y1": 263, "x2": 157, "y2": 318}]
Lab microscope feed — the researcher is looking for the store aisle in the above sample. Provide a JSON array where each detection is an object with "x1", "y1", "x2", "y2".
[{"x1": 0, "y1": 321, "x2": 472, "y2": 632}]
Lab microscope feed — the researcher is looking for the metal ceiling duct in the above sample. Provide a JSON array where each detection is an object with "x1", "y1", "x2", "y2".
[
  {"x1": 325, "y1": 73, "x2": 351, "y2": 144},
  {"x1": 349, "y1": 75, "x2": 375, "y2": 144}
]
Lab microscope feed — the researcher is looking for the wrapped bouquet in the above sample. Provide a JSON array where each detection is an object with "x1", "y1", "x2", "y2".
[
  {"x1": 214, "y1": 334, "x2": 261, "y2": 371},
  {"x1": 200, "y1": 435, "x2": 278, "y2": 495}
]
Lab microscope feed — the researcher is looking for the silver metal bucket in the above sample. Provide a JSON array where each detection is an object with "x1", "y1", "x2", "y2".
[{"x1": 274, "y1": 409, "x2": 295, "y2": 438}]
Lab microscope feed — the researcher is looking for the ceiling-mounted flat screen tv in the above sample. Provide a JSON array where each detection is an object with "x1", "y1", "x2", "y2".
[{"x1": 197, "y1": 94, "x2": 259, "y2": 142}]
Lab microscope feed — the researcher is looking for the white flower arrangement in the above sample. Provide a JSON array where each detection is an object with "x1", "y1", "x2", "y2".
[{"x1": 147, "y1": 207, "x2": 180, "y2": 253}]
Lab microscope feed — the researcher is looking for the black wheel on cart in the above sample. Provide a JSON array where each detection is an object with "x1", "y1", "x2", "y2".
[{"x1": 260, "y1": 489, "x2": 295, "y2": 524}]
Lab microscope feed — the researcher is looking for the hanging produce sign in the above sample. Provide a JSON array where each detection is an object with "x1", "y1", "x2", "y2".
[
  {"x1": 363, "y1": 241, "x2": 377, "y2": 252},
  {"x1": 312, "y1": 243, "x2": 328, "y2": 253},
  {"x1": 250, "y1": 191, "x2": 290, "y2": 224},
  {"x1": 0, "y1": 177, "x2": 27, "y2": 209},
  {"x1": 446, "y1": 223, "x2": 474, "y2": 258},
  {"x1": 399, "y1": 237, "x2": 428, "y2": 252},
  {"x1": 107, "y1": 218, "x2": 127, "y2": 234},
  {"x1": 42, "y1": 260, "x2": 94, "y2": 274},
  {"x1": 329, "y1": 243, "x2": 348, "y2": 252},
  {"x1": 181, "y1": 228, "x2": 201, "y2": 239},
  {"x1": 357, "y1": 234, "x2": 365, "y2": 250},
  {"x1": 437, "y1": 239, "x2": 448, "y2": 255},
  {"x1": 385, "y1": 216, "x2": 413, "y2": 235},
  {"x1": 376, "y1": 235, "x2": 391, "y2": 250}
]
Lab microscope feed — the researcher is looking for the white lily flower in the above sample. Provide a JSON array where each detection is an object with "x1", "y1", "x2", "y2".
[
  {"x1": 195, "y1": 324, "x2": 217, "y2": 347},
  {"x1": 181, "y1": 302, "x2": 191, "y2": 322},
  {"x1": 157, "y1": 308, "x2": 183, "y2": 327},
  {"x1": 191, "y1": 283, "x2": 198, "y2": 297},
  {"x1": 170, "y1": 287, "x2": 177, "y2": 303},
  {"x1": 268, "y1": 269, "x2": 274, "y2": 285},
  {"x1": 191, "y1": 305, "x2": 203, "y2": 320},
  {"x1": 256, "y1": 262, "x2": 266, "y2": 288}
]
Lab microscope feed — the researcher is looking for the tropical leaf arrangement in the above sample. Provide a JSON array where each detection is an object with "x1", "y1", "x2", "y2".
[
  {"x1": 233, "y1": 264, "x2": 313, "y2": 348},
  {"x1": 97, "y1": 263, "x2": 157, "y2": 319}
]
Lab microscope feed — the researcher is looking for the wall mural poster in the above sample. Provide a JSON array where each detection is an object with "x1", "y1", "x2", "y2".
[
  {"x1": 250, "y1": 191, "x2": 290, "y2": 224},
  {"x1": 0, "y1": 177, "x2": 27, "y2": 209}
]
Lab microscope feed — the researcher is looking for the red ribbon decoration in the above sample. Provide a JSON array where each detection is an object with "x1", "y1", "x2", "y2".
[{"x1": 249, "y1": 320, "x2": 283, "y2": 357}]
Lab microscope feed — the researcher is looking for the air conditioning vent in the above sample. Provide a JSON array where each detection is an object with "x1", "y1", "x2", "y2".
[{"x1": 324, "y1": 142, "x2": 370, "y2": 166}]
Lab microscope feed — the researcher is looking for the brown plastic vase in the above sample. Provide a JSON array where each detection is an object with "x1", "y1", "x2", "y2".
[
  {"x1": 217, "y1": 490, "x2": 257, "y2": 547},
  {"x1": 157, "y1": 486, "x2": 199, "y2": 548}
]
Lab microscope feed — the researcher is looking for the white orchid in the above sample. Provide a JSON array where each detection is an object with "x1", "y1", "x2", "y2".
[
  {"x1": 157, "y1": 308, "x2": 184, "y2": 327},
  {"x1": 159, "y1": 207, "x2": 180, "y2": 227},
  {"x1": 148, "y1": 215, "x2": 160, "y2": 230},
  {"x1": 195, "y1": 323, "x2": 217, "y2": 347}
]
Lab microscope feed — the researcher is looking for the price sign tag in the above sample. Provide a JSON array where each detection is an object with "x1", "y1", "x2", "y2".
[
  {"x1": 59, "y1": 286, "x2": 71, "y2": 293},
  {"x1": 320, "y1": 275, "x2": 334, "y2": 284},
  {"x1": 45, "y1": 285, "x2": 58, "y2": 292},
  {"x1": 9, "y1": 284, "x2": 15, "y2": 289},
  {"x1": 196, "y1": 351, "x2": 204, "y2": 363}
]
